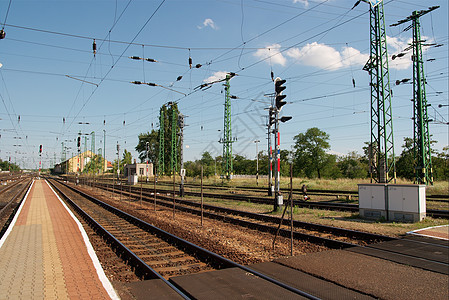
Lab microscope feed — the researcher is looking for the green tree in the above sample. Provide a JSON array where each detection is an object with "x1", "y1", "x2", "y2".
[
  {"x1": 83, "y1": 154, "x2": 104, "y2": 174},
  {"x1": 292, "y1": 127, "x2": 330, "y2": 178},
  {"x1": 122, "y1": 149, "x2": 132, "y2": 166},
  {"x1": 184, "y1": 152, "x2": 219, "y2": 178},
  {"x1": 0, "y1": 159, "x2": 20, "y2": 172},
  {"x1": 396, "y1": 137, "x2": 415, "y2": 180},
  {"x1": 135, "y1": 130, "x2": 159, "y2": 163},
  {"x1": 337, "y1": 151, "x2": 368, "y2": 179},
  {"x1": 432, "y1": 146, "x2": 449, "y2": 181},
  {"x1": 112, "y1": 149, "x2": 132, "y2": 175},
  {"x1": 234, "y1": 154, "x2": 255, "y2": 175}
]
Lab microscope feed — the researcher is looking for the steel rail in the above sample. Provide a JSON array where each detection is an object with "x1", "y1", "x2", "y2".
[
  {"x1": 91, "y1": 180, "x2": 449, "y2": 276},
  {"x1": 48, "y1": 179, "x2": 192, "y2": 300},
  {"x1": 90, "y1": 179, "x2": 449, "y2": 218},
  {"x1": 93, "y1": 181, "x2": 393, "y2": 245},
  {"x1": 51, "y1": 178, "x2": 321, "y2": 300},
  {"x1": 0, "y1": 179, "x2": 33, "y2": 239}
]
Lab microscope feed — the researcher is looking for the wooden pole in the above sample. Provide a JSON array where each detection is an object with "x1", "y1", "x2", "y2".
[
  {"x1": 290, "y1": 163, "x2": 293, "y2": 256},
  {"x1": 140, "y1": 175, "x2": 143, "y2": 207},
  {"x1": 154, "y1": 167, "x2": 157, "y2": 211},
  {"x1": 201, "y1": 165, "x2": 204, "y2": 226}
]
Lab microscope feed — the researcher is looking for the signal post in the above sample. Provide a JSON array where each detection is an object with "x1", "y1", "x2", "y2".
[{"x1": 273, "y1": 77, "x2": 292, "y2": 211}]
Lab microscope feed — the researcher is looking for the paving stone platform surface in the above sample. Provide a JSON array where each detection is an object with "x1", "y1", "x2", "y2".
[{"x1": 0, "y1": 179, "x2": 118, "y2": 299}]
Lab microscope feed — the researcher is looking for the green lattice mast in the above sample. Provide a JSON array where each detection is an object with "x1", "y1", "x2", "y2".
[
  {"x1": 391, "y1": 6, "x2": 438, "y2": 185},
  {"x1": 363, "y1": 0, "x2": 396, "y2": 183},
  {"x1": 170, "y1": 104, "x2": 178, "y2": 175},
  {"x1": 90, "y1": 131, "x2": 95, "y2": 174},
  {"x1": 222, "y1": 74, "x2": 233, "y2": 179},
  {"x1": 158, "y1": 105, "x2": 165, "y2": 176}
]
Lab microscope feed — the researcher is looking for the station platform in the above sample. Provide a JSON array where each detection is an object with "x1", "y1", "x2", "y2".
[
  {"x1": 407, "y1": 224, "x2": 449, "y2": 240},
  {"x1": 0, "y1": 179, "x2": 118, "y2": 299}
]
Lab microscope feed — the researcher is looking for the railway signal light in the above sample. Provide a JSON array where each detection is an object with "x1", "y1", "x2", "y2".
[
  {"x1": 77, "y1": 136, "x2": 81, "y2": 148},
  {"x1": 280, "y1": 116, "x2": 292, "y2": 123},
  {"x1": 92, "y1": 39, "x2": 97, "y2": 56},
  {"x1": 275, "y1": 78, "x2": 287, "y2": 111},
  {"x1": 269, "y1": 107, "x2": 275, "y2": 127},
  {"x1": 39, "y1": 145, "x2": 42, "y2": 153}
]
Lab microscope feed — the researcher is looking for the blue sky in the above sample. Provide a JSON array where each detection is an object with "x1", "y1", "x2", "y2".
[{"x1": 0, "y1": 0, "x2": 447, "y2": 170}]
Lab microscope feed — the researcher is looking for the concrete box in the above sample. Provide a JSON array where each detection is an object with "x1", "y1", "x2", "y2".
[
  {"x1": 128, "y1": 174, "x2": 138, "y2": 185},
  {"x1": 387, "y1": 184, "x2": 426, "y2": 222},
  {"x1": 358, "y1": 184, "x2": 387, "y2": 219}
]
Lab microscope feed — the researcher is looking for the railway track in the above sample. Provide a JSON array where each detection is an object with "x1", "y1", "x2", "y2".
[
  {"x1": 62, "y1": 178, "x2": 449, "y2": 276},
  {"x1": 148, "y1": 180, "x2": 449, "y2": 202},
  {"x1": 48, "y1": 179, "x2": 320, "y2": 299},
  {"x1": 73, "y1": 180, "x2": 394, "y2": 248},
  {"x1": 86, "y1": 179, "x2": 449, "y2": 219},
  {"x1": 0, "y1": 178, "x2": 33, "y2": 239}
]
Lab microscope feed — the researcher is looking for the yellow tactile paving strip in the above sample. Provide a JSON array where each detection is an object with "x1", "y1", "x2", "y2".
[{"x1": 0, "y1": 179, "x2": 114, "y2": 299}]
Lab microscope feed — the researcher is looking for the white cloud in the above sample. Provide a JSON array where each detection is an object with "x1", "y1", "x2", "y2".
[
  {"x1": 253, "y1": 44, "x2": 287, "y2": 66},
  {"x1": 285, "y1": 42, "x2": 368, "y2": 70},
  {"x1": 293, "y1": 0, "x2": 328, "y2": 7},
  {"x1": 293, "y1": 0, "x2": 309, "y2": 7},
  {"x1": 341, "y1": 46, "x2": 369, "y2": 67},
  {"x1": 287, "y1": 42, "x2": 342, "y2": 70},
  {"x1": 387, "y1": 35, "x2": 412, "y2": 70},
  {"x1": 204, "y1": 71, "x2": 228, "y2": 83},
  {"x1": 197, "y1": 18, "x2": 218, "y2": 30},
  {"x1": 387, "y1": 35, "x2": 433, "y2": 70}
]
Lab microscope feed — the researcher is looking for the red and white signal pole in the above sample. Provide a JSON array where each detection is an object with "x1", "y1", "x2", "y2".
[
  {"x1": 39, "y1": 145, "x2": 42, "y2": 175},
  {"x1": 273, "y1": 77, "x2": 292, "y2": 211}
]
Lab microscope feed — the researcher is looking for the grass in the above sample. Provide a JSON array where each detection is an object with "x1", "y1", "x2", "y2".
[
  {"x1": 184, "y1": 176, "x2": 448, "y2": 195},
  {"x1": 89, "y1": 174, "x2": 448, "y2": 236}
]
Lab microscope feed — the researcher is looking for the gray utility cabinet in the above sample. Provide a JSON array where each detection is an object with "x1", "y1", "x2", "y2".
[
  {"x1": 387, "y1": 184, "x2": 426, "y2": 222},
  {"x1": 358, "y1": 184, "x2": 426, "y2": 222},
  {"x1": 358, "y1": 184, "x2": 387, "y2": 219}
]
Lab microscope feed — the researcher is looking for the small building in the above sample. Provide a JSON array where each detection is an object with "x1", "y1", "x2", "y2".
[
  {"x1": 58, "y1": 151, "x2": 107, "y2": 174},
  {"x1": 124, "y1": 162, "x2": 153, "y2": 177}
]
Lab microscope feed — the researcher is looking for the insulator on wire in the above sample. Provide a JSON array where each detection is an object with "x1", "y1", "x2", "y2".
[
  {"x1": 93, "y1": 39, "x2": 97, "y2": 57},
  {"x1": 189, "y1": 57, "x2": 192, "y2": 69},
  {"x1": 195, "y1": 64, "x2": 202, "y2": 68},
  {"x1": 176, "y1": 76, "x2": 183, "y2": 81},
  {"x1": 0, "y1": 29, "x2": 5, "y2": 39},
  {"x1": 271, "y1": 71, "x2": 274, "y2": 82}
]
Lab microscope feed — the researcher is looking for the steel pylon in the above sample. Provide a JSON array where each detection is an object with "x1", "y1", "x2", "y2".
[
  {"x1": 411, "y1": 11, "x2": 433, "y2": 185},
  {"x1": 391, "y1": 6, "x2": 438, "y2": 185},
  {"x1": 363, "y1": 0, "x2": 396, "y2": 183},
  {"x1": 222, "y1": 74, "x2": 233, "y2": 179},
  {"x1": 158, "y1": 106, "x2": 165, "y2": 175},
  {"x1": 170, "y1": 104, "x2": 178, "y2": 175}
]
